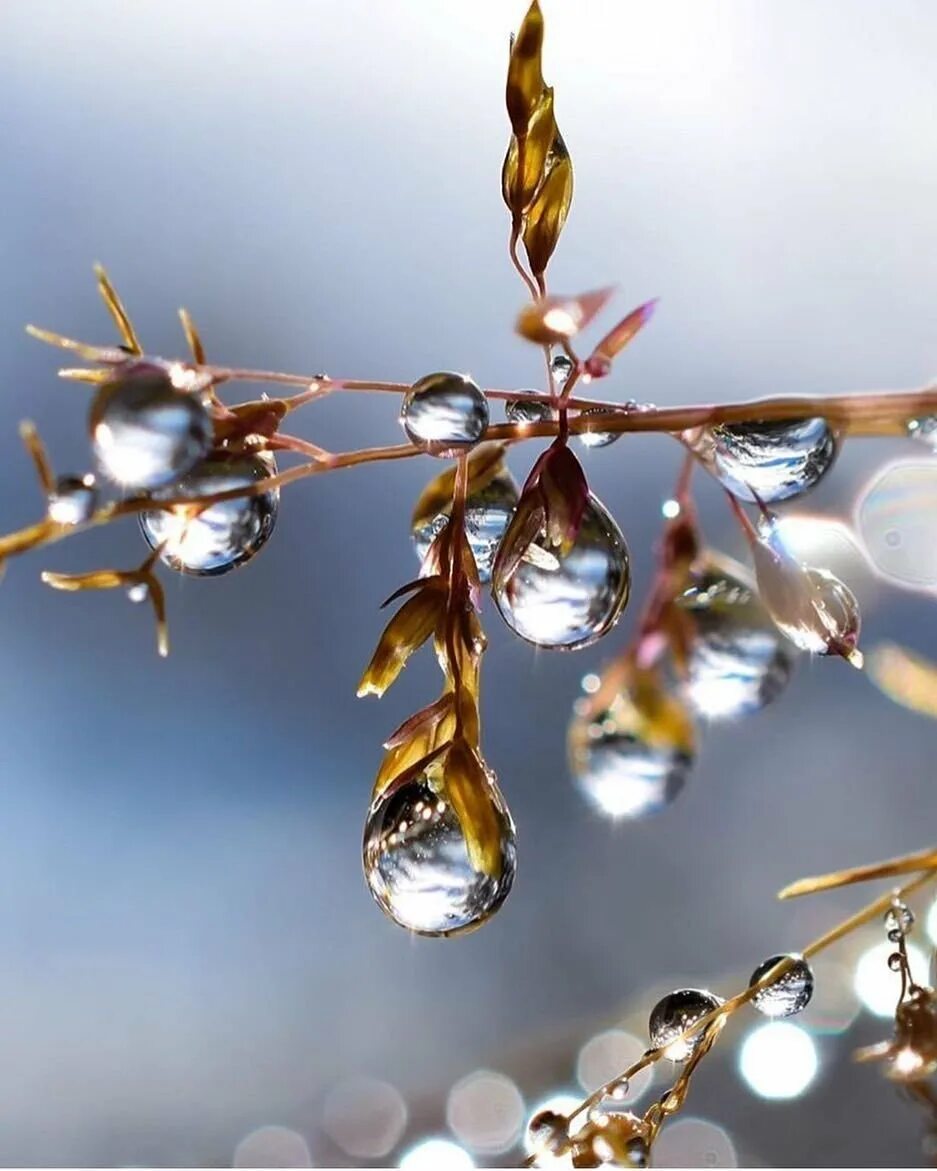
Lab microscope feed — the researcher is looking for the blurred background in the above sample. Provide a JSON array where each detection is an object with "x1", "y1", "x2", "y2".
[{"x1": 2, "y1": 1, "x2": 937, "y2": 1165}]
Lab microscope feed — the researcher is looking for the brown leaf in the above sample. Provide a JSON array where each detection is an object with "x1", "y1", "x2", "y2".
[
  {"x1": 357, "y1": 586, "x2": 447, "y2": 697},
  {"x1": 502, "y1": 86, "x2": 556, "y2": 214},
  {"x1": 505, "y1": 0, "x2": 545, "y2": 137},
  {"x1": 383, "y1": 692, "x2": 455, "y2": 750},
  {"x1": 491, "y1": 491, "x2": 545, "y2": 586},
  {"x1": 522, "y1": 149, "x2": 573, "y2": 277},
  {"x1": 516, "y1": 286, "x2": 615, "y2": 345},
  {"x1": 94, "y1": 263, "x2": 142, "y2": 355},
  {"x1": 373, "y1": 737, "x2": 453, "y2": 799},
  {"x1": 411, "y1": 443, "x2": 508, "y2": 530},
  {"x1": 539, "y1": 443, "x2": 589, "y2": 547},
  {"x1": 585, "y1": 299, "x2": 658, "y2": 378},
  {"x1": 443, "y1": 740, "x2": 504, "y2": 877}
]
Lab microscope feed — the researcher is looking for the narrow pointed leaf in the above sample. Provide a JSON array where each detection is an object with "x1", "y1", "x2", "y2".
[
  {"x1": 358, "y1": 588, "x2": 446, "y2": 697},
  {"x1": 443, "y1": 741, "x2": 503, "y2": 877},
  {"x1": 586, "y1": 299, "x2": 658, "y2": 377},
  {"x1": 522, "y1": 151, "x2": 573, "y2": 277},
  {"x1": 505, "y1": 0, "x2": 545, "y2": 136},
  {"x1": 516, "y1": 286, "x2": 615, "y2": 346},
  {"x1": 94, "y1": 264, "x2": 142, "y2": 355}
]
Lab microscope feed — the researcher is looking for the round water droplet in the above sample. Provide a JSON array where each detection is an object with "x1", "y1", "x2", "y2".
[
  {"x1": 550, "y1": 354, "x2": 574, "y2": 387},
  {"x1": 749, "y1": 954, "x2": 814, "y2": 1018},
  {"x1": 907, "y1": 416, "x2": 937, "y2": 450},
  {"x1": 401, "y1": 372, "x2": 489, "y2": 457},
  {"x1": 885, "y1": 903, "x2": 915, "y2": 942},
  {"x1": 90, "y1": 363, "x2": 213, "y2": 490},
  {"x1": 569, "y1": 695, "x2": 691, "y2": 819},
  {"x1": 649, "y1": 989, "x2": 723, "y2": 1061},
  {"x1": 505, "y1": 393, "x2": 554, "y2": 425},
  {"x1": 363, "y1": 772, "x2": 516, "y2": 937},
  {"x1": 576, "y1": 407, "x2": 623, "y2": 449},
  {"x1": 707, "y1": 418, "x2": 837, "y2": 503},
  {"x1": 493, "y1": 493, "x2": 630, "y2": 649},
  {"x1": 47, "y1": 474, "x2": 97, "y2": 526},
  {"x1": 140, "y1": 452, "x2": 279, "y2": 576},
  {"x1": 677, "y1": 556, "x2": 794, "y2": 720},
  {"x1": 412, "y1": 467, "x2": 518, "y2": 583},
  {"x1": 126, "y1": 582, "x2": 149, "y2": 604}
]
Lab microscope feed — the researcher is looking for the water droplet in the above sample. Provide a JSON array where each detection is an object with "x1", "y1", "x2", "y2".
[
  {"x1": 401, "y1": 373, "x2": 489, "y2": 457},
  {"x1": 140, "y1": 452, "x2": 279, "y2": 576},
  {"x1": 568, "y1": 693, "x2": 691, "y2": 819},
  {"x1": 47, "y1": 474, "x2": 97, "y2": 526},
  {"x1": 126, "y1": 582, "x2": 149, "y2": 604},
  {"x1": 412, "y1": 467, "x2": 518, "y2": 582},
  {"x1": 907, "y1": 416, "x2": 937, "y2": 449},
  {"x1": 550, "y1": 353, "x2": 574, "y2": 387},
  {"x1": 677, "y1": 556, "x2": 794, "y2": 720},
  {"x1": 363, "y1": 772, "x2": 516, "y2": 937},
  {"x1": 749, "y1": 954, "x2": 814, "y2": 1018},
  {"x1": 576, "y1": 407, "x2": 623, "y2": 449},
  {"x1": 90, "y1": 363, "x2": 213, "y2": 490},
  {"x1": 885, "y1": 903, "x2": 915, "y2": 942},
  {"x1": 648, "y1": 989, "x2": 723, "y2": 1061},
  {"x1": 706, "y1": 418, "x2": 837, "y2": 503},
  {"x1": 526, "y1": 1110, "x2": 569, "y2": 1158},
  {"x1": 505, "y1": 393, "x2": 554, "y2": 425},
  {"x1": 493, "y1": 493, "x2": 630, "y2": 649}
]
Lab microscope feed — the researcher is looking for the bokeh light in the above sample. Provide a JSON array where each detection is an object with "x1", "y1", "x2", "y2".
[
  {"x1": 446, "y1": 1069, "x2": 524, "y2": 1154},
  {"x1": 926, "y1": 898, "x2": 937, "y2": 948},
  {"x1": 575, "y1": 1028, "x2": 652, "y2": 1102},
  {"x1": 856, "y1": 460, "x2": 937, "y2": 589},
  {"x1": 854, "y1": 940, "x2": 928, "y2": 1017},
  {"x1": 653, "y1": 1117, "x2": 738, "y2": 1168},
  {"x1": 738, "y1": 1021, "x2": 819, "y2": 1100},
  {"x1": 399, "y1": 1136, "x2": 475, "y2": 1169},
  {"x1": 233, "y1": 1126, "x2": 312, "y2": 1168},
  {"x1": 799, "y1": 958, "x2": 860, "y2": 1036},
  {"x1": 321, "y1": 1075, "x2": 407, "y2": 1160}
]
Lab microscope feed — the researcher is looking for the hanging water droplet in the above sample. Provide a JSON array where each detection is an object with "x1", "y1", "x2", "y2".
[
  {"x1": 126, "y1": 582, "x2": 149, "y2": 604},
  {"x1": 749, "y1": 954, "x2": 814, "y2": 1018},
  {"x1": 90, "y1": 363, "x2": 213, "y2": 490},
  {"x1": 885, "y1": 903, "x2": 915, "y2": 942},
  {"x1": 907, "y1": 416, "x2": 937, "y2": 450},
  {"x1": 705, "y1": 418, "x2": 837, "y2": 503},
  {"x1": 363, "y1": 771, "x2": 516, "y2": 937},
  {"x1": 47, "y1": 474, "x2": 98, "y2": 526},
  {"x1": 493, "y1": 493, "x2": 630, "y2": 649},
  {"x1": 140, "y1": 452, "x2": 279, "y2": 576},
  {"x1": 568, "y1": 693, "x2": 692, "y2": 819},
  {"x1": 676, "y1": 555, "x2": 795, "y2": 720},
  {"x1": 648, "y1": 989, "x2": 724, "y2": 1061},
  {"x1": 550, "y1": 353, "x2": 574, "y2": 387},
  {"x1": 505, "y1": 392, "x2": 554, "y2": 425},
  {"x1": 412, "y1": 467, "x2": 518, "y2": 582},
  {"x1": 576, "y1": 407, "x2": 624, "y2": 449},
  {"x1": 401, "y1": 372, "x2": 489, "y2": 457}
]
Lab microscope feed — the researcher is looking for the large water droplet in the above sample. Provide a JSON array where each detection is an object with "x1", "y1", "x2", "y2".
[
  {"x1": 90, "y1": 364, "x2": 213, "y2": 490},
  {"x1": 749, "y1": 954, "x2": 814, "y2": 1019},
  {"x1": 412, "y1": 467, "x2": 518, "y2": 582},
  {"x1": 363, "y1": 773, "x2": 516, "y2": 937},
  {"x1": 505, "y1": 392, "x2": 554, "y2": 425},
  {"x1": 47, "y1": 474, "x2": 98, "y2": 526},
  {"x1": 706, "y1": 418, "x2": 837, "y2": 503},
  {"x1": 677, "y1": 555, "x2": 794, "y2": 720},
  {"x1": 401, "y1": 372, "x2": 489, "y2": 457},
  {"x1": 648, "y1": 989, "x2": 724, "y2": 1061},
  {"x1": 493, "y1": 493, "x2": 630, "y2": 649},
  {"x1": 140, "y1": 452, "x2": 279, "y2": 575},
  {"x1": 568, "y1": 694, "x2": 691, "y2": 819}
]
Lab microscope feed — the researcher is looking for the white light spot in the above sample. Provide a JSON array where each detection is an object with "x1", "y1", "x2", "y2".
[
  {"x1": 446, "y1": 1069, "x2": 524, "y2": 1154},
  {"x1": 321, "y1": 1075, "x2": 407, "y2": 1160},
  {"x1": 854, "y1": 940, "x2": 928, "y2": 1018},
  {"x1": 653, "y1": 1117, "x2": 738, "y2": 1167},
  {"x1": 576, "y1": 1029, "x2": 651, "y2": 1103},
  {"x1": 738, "y1": 1021, "x2": 819, "y2": 1100},
  {"x1": 662, "y1": 498, "x2": 680, "y2": 519},
  {"x1": 399, "y1": 1137, "x2": 474, "y2": 1169},
  {"x1": 234, "y1": 1126, "x2": 312, "y2": 1168}
]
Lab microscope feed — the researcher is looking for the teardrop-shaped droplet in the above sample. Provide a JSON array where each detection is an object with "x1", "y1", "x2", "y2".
[
  {"x1": 576, "y1": 407, "x2": 624, "y2": 449},
  {"x1": 705, "y1": 418, "x2": 837, "y2": 503},
  {"x1": 568, "y1": 692, "x2": 692, "y2": 819},
  {"x1": 401, "y1": 372, "x2": 489, "y2": 457},
  {"x1": 140, "y1": 451, "x2": 279, "y2": 576},
  {"x1": 505, "y1": 392, "x2": 554, "y2": 425},
  {"x1": 550, "y1": 353, "x2": 574, "y2": 387},
  {"x1": 677, "y1": 554, "x2": 795, "y2": 720},
  {"x1": 648, "y1": 988, "x2": 724, "y2": 1061},
  {"x1": 749, "y1": 954, "x2": 814, "y2": 1018},
  {"x1": 363, "y1": 771, "x2": 516, "y2": 937},
  {"x1": 493, "y1": 493, "x2": 630, "y2": 649},
  {"x1": 412, "y1": 467, "x2": 519, "y2": 582},
  {"x1": 47, "y1": 474, "x2": 98, "y2": 526},
  {"x1": 90, "y1": 363, "x2": 213, "y2": 490},
  {"x1": 907, "y1": 416, "x2": 937, "y2": 450}
]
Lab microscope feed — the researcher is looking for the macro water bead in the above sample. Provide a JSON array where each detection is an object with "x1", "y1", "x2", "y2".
[
  {"x1": 648, "y1": 988, "x2": 724, "y2": 1061},
  {"x1": 139, "y1": 452, "x2": 279, "y2": 575},
  {"x1": 89, "y1": 364, "x2": 213, "y2": 490},
  {"x1": 677, "y1": 555, "x2": 794, "y2": 720},
  {"x1": 505, "y1": 391, "x2": 554, "y2": 425},
  {"x1": 411, "y1": 465, "x2": 518, "y2": 582},
  {"x1": 47, "y1": 474, "x2": 97, "y2": 526},
  {"x1": 749, "y1": 954, "x2": 814, "y2": 1018},
  {"x1": 706, "y1": 417, "x2": 837, "y2": 503},
  {"x1": 401, "y1": 372, "x2": 489, "y2": 457},
  {"x1": 493, "y1": 493, "x2": 630, "y2": 650},
  {"x1": 576, "y1": 407, "x2": 624, "y2": 449},
  {"x1": 362, "y1": 772, "x2": 516, "y2": 937}
]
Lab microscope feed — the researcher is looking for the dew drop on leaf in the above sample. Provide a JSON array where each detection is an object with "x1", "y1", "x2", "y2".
[
  {"x1": 401, "y1": 372, "x2": 489, "y2": 457},
  {"x1": 493, "y1": 492, "x2": 630, "y2": 649},
  {"x1": 505, "y1": 392, "x2": 554, "y2": 425},
  {"x1": 47, "y1": 474, "x2": 97, "y2": 526},
  {"x1": 575, "y1": 406, "x2": 624, "y2": 449},
  {"x1": 140, "y1": 452, "x2": 279, "y2": 576},
  {"x1": 707, "y1": 417, "x2": 837, "y2": 503},
  {"x1": 749, "y1": 954, "x2": 814, "y2": 1018},
  {"x1": 363, "y1": 772, "x2": 516, "y2": 937},
  {"x1": 648, "y1": 989, "x2": 724, "y2": 1061}
]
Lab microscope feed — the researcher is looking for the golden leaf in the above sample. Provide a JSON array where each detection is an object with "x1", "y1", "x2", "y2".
[
  {"x1": 178, "y1": 307, "x2": 206, "y2": 365},
  {"x1": 443, "y1": 740, "x2": 504, "y2": 877},
  {"x1": 411, "y1": 442, "x2": 508, "y2": 530},
  {"x1": 94, "y1": 263, "x2": 142, "y2": 355},
  {"x1": 867, "y1": 642, "x2": 937, "y2": 720},
  {"x1": 357, "y1": 585, "x2": 447, "y2": 697},
  {"x1": 373, "y1": 729, "x2": 454, "y2": 798},
  {"x1": 502, "y1": 86, "x2": 556, "y2": 214},
  {"x1": 516, "y1": 286, "x2": 615, "y2": 345},
  {"x1": 522, "y1": 150, "x2": 573, "y2": 278},
  {"x1": 505, "y1": 0, "x2": 545, "y2": 137}
]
